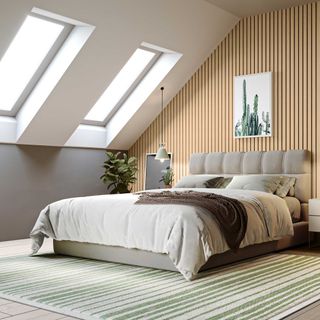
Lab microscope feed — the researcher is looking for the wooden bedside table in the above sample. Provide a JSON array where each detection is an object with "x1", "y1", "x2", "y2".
[{"x1": 309, "y1": 199, "x2": 320, "y2": 246}]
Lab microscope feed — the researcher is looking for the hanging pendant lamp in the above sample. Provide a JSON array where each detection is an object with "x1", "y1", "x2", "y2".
[{"x1": 155, "y1": 87, "x2": 169, "y2": 162}]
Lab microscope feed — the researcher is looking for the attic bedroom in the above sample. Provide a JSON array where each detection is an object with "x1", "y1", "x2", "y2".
[{"x1": 0, "y1": 0, "x2": 320, "y2": 319}]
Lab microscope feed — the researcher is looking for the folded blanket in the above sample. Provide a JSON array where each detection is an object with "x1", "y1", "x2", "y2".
[{"x1": 136, "y1": 191, "x2": 247, "y2": 250}]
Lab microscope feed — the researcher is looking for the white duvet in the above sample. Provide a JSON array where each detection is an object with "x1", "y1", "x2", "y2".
[{"x1": 30, "y1": 188, "x2": 293, "y2": 280}]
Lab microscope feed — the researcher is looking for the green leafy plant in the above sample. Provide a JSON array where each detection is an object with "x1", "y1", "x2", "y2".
[
  {"x1": 100, "y1": 151, "x2": 138, "y2": 194},
  {"x1": 159, "y1": 167, "x2": 174, "y2": 186}
]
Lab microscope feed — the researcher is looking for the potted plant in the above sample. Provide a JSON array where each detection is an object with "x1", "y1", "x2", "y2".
[
  {"x1": 100, "y1": 151, "x2": 138, "y2": 194},
  {"x1": 159, "y1": 167, "x2": 174, "y2": 188}
]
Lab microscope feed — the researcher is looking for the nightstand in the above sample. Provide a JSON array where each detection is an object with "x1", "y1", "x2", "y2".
[{"x1": 309, "y1": 199, "x2": 320, "y2": 246}]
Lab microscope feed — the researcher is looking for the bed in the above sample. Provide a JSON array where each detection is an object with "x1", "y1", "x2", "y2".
[{"x1": 30, "y1": 150, "x2": 311, "y2": 280}]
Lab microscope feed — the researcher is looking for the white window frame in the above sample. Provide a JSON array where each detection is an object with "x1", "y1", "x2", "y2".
[
  {"x1": 82, "y1": 46, "x2": 161, "y2": 126},
  {"x1": 0, "y1": 13, "x2": 73, "y2": 117}
]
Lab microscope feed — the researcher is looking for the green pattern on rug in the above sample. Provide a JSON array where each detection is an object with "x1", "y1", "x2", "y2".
[{"x1": 0, "y1": 254, "x2": 320, "y2": 320}]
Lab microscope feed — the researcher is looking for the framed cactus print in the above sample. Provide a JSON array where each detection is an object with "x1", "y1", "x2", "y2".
[{"x1": 234, "y1": 72, "x2": 272, "y2": 138}]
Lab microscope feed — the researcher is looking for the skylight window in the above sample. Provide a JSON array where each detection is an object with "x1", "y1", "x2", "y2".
[
  {"x1": 0, "y1": 15, "x2": 65, "y2": 113},
  {"x1": 84, "y1": 48, "x2": 158, "y2": 123}
]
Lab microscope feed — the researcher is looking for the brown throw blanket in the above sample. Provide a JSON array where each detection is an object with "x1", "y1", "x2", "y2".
[{"x1": 135, "y1": 191, "x2": 247, "y2": 251}]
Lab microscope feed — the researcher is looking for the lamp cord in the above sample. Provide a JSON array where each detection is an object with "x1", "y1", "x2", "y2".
[{"x1": 161, "y1": 86, "x2": 164, "y2": 144}]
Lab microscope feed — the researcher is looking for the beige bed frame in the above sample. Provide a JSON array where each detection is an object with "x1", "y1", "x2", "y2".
[{"x1": 54, "y1": 150, "x2": 311, "y2": 272}]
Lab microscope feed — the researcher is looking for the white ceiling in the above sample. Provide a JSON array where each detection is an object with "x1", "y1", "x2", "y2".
[
  {"x1": 206, "y1": 0, "x2": 315, "y2": 17},
  {"x1": 0, "y1": 0, "x2": 239, "y2": 149}
]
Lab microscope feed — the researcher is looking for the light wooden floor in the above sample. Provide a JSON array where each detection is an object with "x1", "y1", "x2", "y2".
[{"x1": 0, "y1": 239, "x2": 320, "y2": 320}]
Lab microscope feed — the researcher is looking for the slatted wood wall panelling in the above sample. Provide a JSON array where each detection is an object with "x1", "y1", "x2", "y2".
[{"x1": 129, "y1": 2, "x2": 319, "y2": 196}]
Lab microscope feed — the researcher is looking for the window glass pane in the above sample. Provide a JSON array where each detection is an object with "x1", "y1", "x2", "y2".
[
  {"x1": 0, "y1": 15, "x2": 64, "y2": 111},
  {"x1": 85, "y1": 48, "x2": 155, "y2": 122}
]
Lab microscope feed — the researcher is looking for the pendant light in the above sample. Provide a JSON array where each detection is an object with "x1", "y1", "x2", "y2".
[{"x1": 155, "y1": 87, "x2": 169, "y2": 162}]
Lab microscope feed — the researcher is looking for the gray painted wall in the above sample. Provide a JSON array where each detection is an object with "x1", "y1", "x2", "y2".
[{"x1": 0, "y1": 144, "x2": 109, "y2": 241}]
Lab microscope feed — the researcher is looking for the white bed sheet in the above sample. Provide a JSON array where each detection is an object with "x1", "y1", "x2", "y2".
[{"x1": 30, "y1": 188, "x2": 293, "y2": 280}]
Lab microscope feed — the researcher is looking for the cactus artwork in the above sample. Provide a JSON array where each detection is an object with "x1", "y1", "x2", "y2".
[{"x1": 234, "y1": 73, "x2": 272, "y2": 137}]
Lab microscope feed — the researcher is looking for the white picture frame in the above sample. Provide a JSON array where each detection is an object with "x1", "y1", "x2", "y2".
[{"x1": 234, "y1": 72, "x2": 272, "y2": 138}]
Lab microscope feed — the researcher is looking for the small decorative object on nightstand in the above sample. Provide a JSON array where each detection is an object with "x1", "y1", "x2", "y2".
[{"x1": 308, "y1": 199, "x2": 320, "y2": 247}]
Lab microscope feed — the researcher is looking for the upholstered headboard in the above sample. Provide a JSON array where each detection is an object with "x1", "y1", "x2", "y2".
[{"x1": 189, "y1": 150, "x2": 311, "y2": 203}]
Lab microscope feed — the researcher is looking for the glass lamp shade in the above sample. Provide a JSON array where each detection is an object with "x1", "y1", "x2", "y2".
[{"x1": 155, "y1": 143, "x2": 169, "y2": 162}]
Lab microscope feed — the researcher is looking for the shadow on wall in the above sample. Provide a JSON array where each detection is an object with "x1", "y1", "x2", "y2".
[{"x1": 0, "y1": 144, "x2": 111, "y2": 241}]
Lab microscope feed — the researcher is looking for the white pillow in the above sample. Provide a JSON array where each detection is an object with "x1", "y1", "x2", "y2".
[
  {"x1": 226, "y1": 175, "x2": 282, "y2": 193},
  {"x1": 175, "y1": 175, "x2": 220, "y2": 188}
]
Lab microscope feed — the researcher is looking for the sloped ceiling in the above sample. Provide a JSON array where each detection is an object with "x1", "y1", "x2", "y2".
[{"x1": 0, "y1": 0, "x2": 239, "y2": 149}]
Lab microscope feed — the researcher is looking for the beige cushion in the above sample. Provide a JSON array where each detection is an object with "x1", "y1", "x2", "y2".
[
  {"x1": 276, "y1": 177, "x2": 296, "y2": 198},
  {"x1": 204, "y1": 153, "x2": 224, "y2": 173},
  {"x1": 226, "y1": 175, "x2": 282, "y2": 193},
  {"x1": 223, "y1": 152, "x2": 242, "y2": 174},
  {"x1": 189, "y1": 154, "x2": 207, "y2": 174},
  {"x1": 242, "y1": 152, "x2": 262, "y2": 174},
  {"x1": 284, "y1": 150, "x2": 310, "y2": 174},
  {"x1": 263, "y1": 174, "x2": 310, "y2": 203},
  {"x1": 261, "y1": 151, "x2": 284, "y2": 174}
]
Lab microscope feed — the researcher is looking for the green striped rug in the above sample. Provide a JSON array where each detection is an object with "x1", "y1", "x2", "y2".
[{"x1": 0, "y1": 254, "x2": 320, "y2": 320}]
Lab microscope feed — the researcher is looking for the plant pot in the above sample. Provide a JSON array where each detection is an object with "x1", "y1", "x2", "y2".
[{"x1": 164, "y1": 184, "x2": 172, "y2": 189}]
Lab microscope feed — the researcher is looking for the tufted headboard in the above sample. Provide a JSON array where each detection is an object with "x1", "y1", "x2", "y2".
[{"x1": 189, "y1": 150, "x2": 311, "y2": 203}]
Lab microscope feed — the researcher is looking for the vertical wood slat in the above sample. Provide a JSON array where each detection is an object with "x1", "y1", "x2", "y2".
[
  {"x1": 312, "y1": 2, "x2": 317, "y2": 198},
  {"x1": 317, "y1": 2, "x2": 320, "y2": 196},
  {"x1": 129, "y1": 3, "x2": 319, "y2": 197}
]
